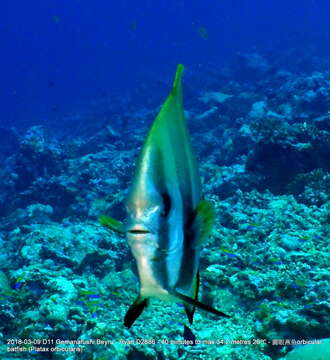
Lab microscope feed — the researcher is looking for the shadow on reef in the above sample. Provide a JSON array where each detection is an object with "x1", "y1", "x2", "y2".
[
  {"x1": 246, "y1": 128, "x2": 330, "y2": 194},
  {"x1": 0, "y1": 125, "x2": 131, "y2": 221}
]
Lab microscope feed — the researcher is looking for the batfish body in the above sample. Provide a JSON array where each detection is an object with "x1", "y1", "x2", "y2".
[{"x1": 100, "y1": 65, "x2": 229, "y2": 328}]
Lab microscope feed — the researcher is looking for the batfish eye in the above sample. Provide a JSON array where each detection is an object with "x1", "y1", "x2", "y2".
[{"x1": 161, "y1": 193, "x2": 171, "y2": 218}]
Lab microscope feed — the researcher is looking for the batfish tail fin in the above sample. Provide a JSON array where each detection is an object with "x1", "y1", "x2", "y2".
[
  {"x1": 124, "y1": 295, "x2": 149, "y2": 328},
  {"x1": 172, "y1": 290, "x2": 230, "y2": 319}
]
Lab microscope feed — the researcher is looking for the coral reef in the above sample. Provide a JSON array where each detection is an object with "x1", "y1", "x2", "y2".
[{"x1": 0, "y1": 52, "x2": 329, "y2": 359}]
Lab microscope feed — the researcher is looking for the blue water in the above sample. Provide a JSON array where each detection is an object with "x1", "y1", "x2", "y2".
[
  {"x1": 1, "y1": 2, "x2": 330, "y2": 359},
  {"x1": 1, "y1": 0, "x2": 330, "y2": 129}
]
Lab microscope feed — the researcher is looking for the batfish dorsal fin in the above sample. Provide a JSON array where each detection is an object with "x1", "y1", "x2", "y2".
[
  {"x1": 146, "y1": 64, "x2": 185, "y2": 143},
  {"x1": 99, "y1": 215, "x2": 125, "y2": 234},
  {"x1": 124, "y1": 296, "x2": 149, "y2": 328},
  {"x1": 137, "y1": 64, "x2": 201, "y2": 204},
  {"x1": 171, "y1": 63, "x2": 184, "y2": 102},
  {"x1": 190, "y1": 200, "x2": 215, "y2": 246}
]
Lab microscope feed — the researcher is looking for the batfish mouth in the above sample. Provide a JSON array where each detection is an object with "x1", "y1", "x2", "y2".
[{"x1": 127, "y1": 228, "x2": 150, "y2": 234}]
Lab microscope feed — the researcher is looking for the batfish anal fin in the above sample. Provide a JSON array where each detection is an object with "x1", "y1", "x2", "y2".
[
  {"x1": 99, "y1": 215, "x2": 125, "y2": 234},
  {"x1": 172, "y1": 290, "x2": 230, "y2": 319},
  {"x1": 184, "y1": 305, "x2": 194, "y2": 325},
  {"x1": 184, "y1": 270, "x2": 200, "y2": 324},
  {"x1": 183, "y1": 324, "x2": 196, "y2": 346},
  {"x1": 190, "y1": 200, "x2": 215, "y2": 246},
  {"x1": 124, "y1": 296, "x2": 149, "y2": 328}
]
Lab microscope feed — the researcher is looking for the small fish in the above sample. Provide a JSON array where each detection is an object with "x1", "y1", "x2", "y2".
[
  {"x1": 298, "y1": 234, "x2": 314, "y2": 242},
  {"x1": 53, "y1": 16, "x2": 60, "y2": 24},
  {"x1": 0, "y1": 290, "x2": 13, "y2": 297},
  {"x1": 250, "y1": 260, "x2": 263, "y2": 268},
  {"x1": 87, "y1": 294, "x2": 101, "y2": 299},
  {"x1": 79, "y1": 290, "x2": 98, "y2": 296},
  {"x1": 88, "y1": 306, "x2": 99, "y2": 314},
  {"x1": 303, "y1": 301, "x2": 314, "y2": 309},
  {"x1": 48, "y1": 80, "x2": 55, "y2": 88},
  {"x1": 275, "y1": 302, "x2": 288, "y2": 308},
  {"x1": 246, "y1": 223, "x2": 259, "y2": 231},
  {"x1": 130, "y1": 22, "x2": 138, "y2": 31},
  {"x1": 219, "y1": 247, "x2": 238, "y2": 257},
  {"x1": 268, "y1": 257, "x2": 283, "y2": 265},
  {"x1": 291, "y1": 283, "x2": 299, "y2": 289},
  {"x1": 0, "y1": 295, "x2": 8, "y2": 303},
  {"x1": 85, "y1": 300, "x2": 102, "y2": 307},
  {"x1": 13, "y1": 282, "x2": 24, "y2": 290},
  {"x1": 225, "y1": 253, "x2": 238, "y2": 258},
  {"x1": 169, "y1": 319, "x2": 182, "y2": 326},
  {"x1": 198, "y1": 26, "x2": 208, "y2": 39},
  {"x1": 100, "y1": 65, "x2": 229, "y2": 329},
  {"x1": 291, "y1": 279, "x2": 306, "y2": 288}
]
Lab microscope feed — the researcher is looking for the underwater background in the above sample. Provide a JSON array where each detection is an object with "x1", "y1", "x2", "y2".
[{"x1": 0, "y1": 0, "x2": 329, "y2": 359}]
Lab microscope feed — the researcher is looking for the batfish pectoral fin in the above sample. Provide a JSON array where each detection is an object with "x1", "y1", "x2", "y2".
[
  {"x1": 171, "y1": 290, "x2": 230, "y2": 319},
  {"x1": 184, "y1": 271, "x2": 200, "y2": 324},
  {"x1": 190, "y1": 200, "x2": 215, "y2": 247},
  {"x1": 124, "y1": 296, "x2": 149, "y2": 328},
  {"x1": 99, "y1": 215, "x2": 125, "y2": 234}
]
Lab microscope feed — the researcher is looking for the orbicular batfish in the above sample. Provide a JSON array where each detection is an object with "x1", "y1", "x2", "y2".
[{"x1": 100, "y1": 64, "x2": 229, "y2": 328}]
